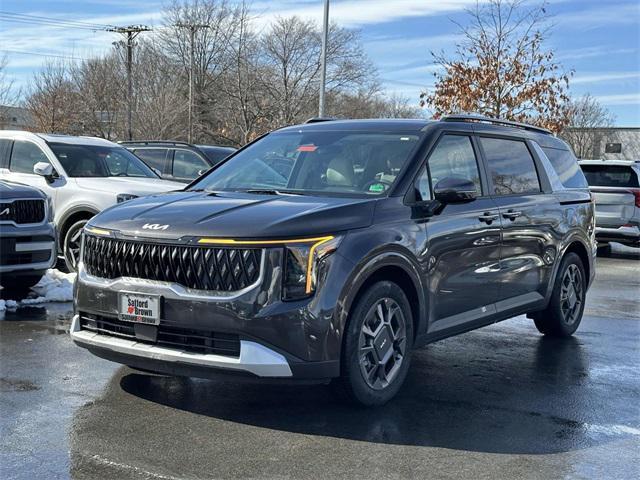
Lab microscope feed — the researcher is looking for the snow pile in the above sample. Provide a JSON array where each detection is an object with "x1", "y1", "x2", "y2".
[
  {"x1": 22, "y1": 269, "x2": 76, "y2": 305},
  {"x1": 0, "y1": 299, "x2": 18, "y2": 312}
]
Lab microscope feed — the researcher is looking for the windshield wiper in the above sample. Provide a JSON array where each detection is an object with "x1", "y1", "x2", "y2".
[{"x1": 244, "y1": 189, "x2": 304, "y2": 196}]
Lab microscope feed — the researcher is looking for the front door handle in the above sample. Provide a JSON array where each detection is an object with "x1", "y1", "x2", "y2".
[
  {"x1": 478, "y1": 212, "x2": 499, "y2": 224},
  {"x1": 502, "y1": 210, "x2": 522, "y2": 220}
]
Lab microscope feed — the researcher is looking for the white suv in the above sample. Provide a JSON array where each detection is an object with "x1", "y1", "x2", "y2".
[{"x1": 0, "y1": 131, "x2": 183, "y2": 271}]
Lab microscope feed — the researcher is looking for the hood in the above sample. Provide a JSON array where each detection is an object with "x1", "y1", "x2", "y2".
[
  {"x1": 74, "y1": 177, "x2": 183, "y2": 195},
  {"x1": 0, "y1": 179, "x2": 47, "y2": 200},
  {"x1": 89, "y1": 191, "x2": 376, "y2": 239}
]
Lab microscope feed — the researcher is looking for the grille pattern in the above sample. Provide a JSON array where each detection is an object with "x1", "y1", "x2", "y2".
[
  {"x1": 0, "y1": 199, "x2": 45, "y2": 224},
  {"x1": 83, "y1": 235, "x2": 262, "y2": 292},
  {"x1": 80, "y1": 314, "x2": 241, "y2": 357}
]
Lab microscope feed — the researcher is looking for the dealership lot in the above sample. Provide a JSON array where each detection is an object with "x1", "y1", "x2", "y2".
[{"x1": 1, "y1": 245, "x2": 638, "y2": 480}]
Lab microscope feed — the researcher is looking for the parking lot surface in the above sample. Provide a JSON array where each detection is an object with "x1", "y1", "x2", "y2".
[{"x1": 1, "y1": 245, "x2": 639, "y2": 480}]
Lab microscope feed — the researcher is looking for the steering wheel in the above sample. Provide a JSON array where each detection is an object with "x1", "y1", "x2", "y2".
[{"x1": 362, "y1": 179, "x2": 393, "y2": 193}]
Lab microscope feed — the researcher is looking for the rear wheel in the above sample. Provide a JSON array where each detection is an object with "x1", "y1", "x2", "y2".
[
  {"x1": 533, "y1": 252, "x2": 586, "y2": 337},
  {"x1": 63, "y1": 219, "x2": 88, "y2": 272},
  {"x1": 597, "y1": 243, "x2": 612, "y2": 257},
  {"x1": 335, "y1": 281, "x2": 413, "y2": 406}
]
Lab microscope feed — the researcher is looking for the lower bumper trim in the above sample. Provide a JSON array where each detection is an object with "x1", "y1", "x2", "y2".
[{"x1": 70, "y1": 315, "x2": 292, "y2": 378}]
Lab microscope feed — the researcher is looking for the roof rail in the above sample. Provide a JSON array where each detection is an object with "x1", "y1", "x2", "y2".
[
  {"x1": 441, "y1": 114, "x2": 552, "y2": 135},
  {"x1": 118, "y1": 140, "x2": 195, "y2": 147},
  {"x1": 304, "y1": 117, "x2": 338, "y2": 124}
]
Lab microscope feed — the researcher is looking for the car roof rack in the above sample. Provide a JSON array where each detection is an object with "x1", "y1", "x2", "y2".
[
  {"x1": 304, "y1": 117, "x2": 338, "y2": 124},
  {"x1": 118, "y1": 140, "x2": 196, "y2": 147},
  {"x1": 441, "y1": 114, "x2": 552, "y2": 135}
]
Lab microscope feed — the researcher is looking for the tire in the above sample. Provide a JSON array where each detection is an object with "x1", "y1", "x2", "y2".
[
  {"x1": 533, "y1": 252, "x2": 586, "y2": 337},
  {"x1": 597, "y1": 243, "x2": 612, "y2": 257},
  {"x1": 334, "y1": 280, "x2": 413, "y2": 407},
  {"x1": 1, "y1": 273, "x2": 44, "y2": 293},
  {"x1": 63, "y1": 219, "x2": 89, "y2": 272}
]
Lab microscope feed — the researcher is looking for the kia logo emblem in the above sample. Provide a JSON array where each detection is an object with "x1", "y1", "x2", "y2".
[
  {"x1": 0, "y1": 207, "x2": 9, "y2": 216},
  {"x1": 142, "y1": 223, "x2": 169, "y2": 230}
]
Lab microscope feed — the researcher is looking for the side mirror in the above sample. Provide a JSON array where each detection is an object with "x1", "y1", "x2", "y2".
[
  {"x1": 152, "y1": 167, "x2": 162, "y2": 177},
  {"x1": 197, "y1": 169, "x2": 207, "y2": 176},
  {"x1": 34, "y1": 162, "x2": 54, "y2": 179},
  {"x1": 433, "y1": 177, "x2": 477, "y2": 204}
]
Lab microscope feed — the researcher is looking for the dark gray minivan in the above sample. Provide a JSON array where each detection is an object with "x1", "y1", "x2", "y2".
[{"x1": 72, "y1": 115, "x2": 596, "y2": 406}]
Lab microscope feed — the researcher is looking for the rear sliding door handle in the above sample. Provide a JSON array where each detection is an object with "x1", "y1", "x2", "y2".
[
  {"x1": 502, "y1": 210, "x2": 522, "y2": 220},
  {"x1": 478, "y1": 212, "x2": 499, "y2": 224}
]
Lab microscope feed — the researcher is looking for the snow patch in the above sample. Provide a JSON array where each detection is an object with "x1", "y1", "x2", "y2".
[
  {"x1": 22, "y1": 269, "x2": 76, "y2": 305},
  {"x1": 0, "y1": 269, "x2": 76, "y2": 311}
]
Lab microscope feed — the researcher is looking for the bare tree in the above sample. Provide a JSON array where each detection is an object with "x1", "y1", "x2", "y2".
[
  {"x1": 26, "y1": 61, "x2": 79, "y2": 133},
  {"x1": 70, "y1": 53, "x2": 125, "y2": 139},
  {"x1": 560, "y1": 94, "x2": 615, "y2": 158},
  {"x1": 420, "y1": 0, "x2": 572, "y2": 133},
  {"x1": 160, "y1": 0, "x2": 240, "y2": 141},
  {"x1": 0, "y1": 54, "x2": 19, "y2": 126},
  {"x1": 133, "y1": 42, "x2": 188, "y2": 140}
]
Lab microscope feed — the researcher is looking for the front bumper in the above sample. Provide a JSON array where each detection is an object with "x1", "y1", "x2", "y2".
[
  {"x1": 70, "y1": 315, "x2": 292, "y2": 377},
  {"x1": 73, "y1": 249, "x2": 347, "y2": 380},
  {"x1": 595, "y1": 225, "x2": 640, "y2": 247},
  {"x1": 0, "y1": 223, "x2": 56, "y2": 274}
]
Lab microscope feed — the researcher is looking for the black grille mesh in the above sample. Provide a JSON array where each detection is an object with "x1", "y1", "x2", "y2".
[
  {"x1": 0, "y1": 199, "x2": 45, "y2": 224},
  {"x1": 83, "y1": 235, "x2": 262, "y2": 292}
]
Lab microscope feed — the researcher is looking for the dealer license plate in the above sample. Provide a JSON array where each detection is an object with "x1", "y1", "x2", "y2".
[{"x1": 118, "y1": 292, "x2": 161, "y2": 325}]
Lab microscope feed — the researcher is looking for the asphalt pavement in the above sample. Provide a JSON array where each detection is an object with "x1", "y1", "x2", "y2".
[{"x1": 1, "y1": 245, "x2": 639, "y2": 480}]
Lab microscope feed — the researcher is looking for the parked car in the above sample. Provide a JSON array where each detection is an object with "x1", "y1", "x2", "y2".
[
  {"x1": 0, "y1": 131, "x2": 183, "y2": 271},
  {"x1": 578, "y1": 159, "x2": 640, "y2": 251},
  {"x1": 0, "y1": 179, "x2": 56, "y2": 290},
  {"x1": 121, "y1": 141, "x2": 236, "y2": 183},
  {"x1": 71, "y1": 115, "x2": 596, "y2": 406}
]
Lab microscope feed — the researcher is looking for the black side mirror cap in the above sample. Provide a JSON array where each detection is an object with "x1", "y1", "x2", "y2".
[{"x1": 433, "y1": 177, "x2": 478, "y2": 204}]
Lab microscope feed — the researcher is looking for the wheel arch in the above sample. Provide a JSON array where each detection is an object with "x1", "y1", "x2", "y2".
[
  {"x1": 58, "y1": 206, "x2": 99, "y2": 248},
  {"x1": 336, "y1": 251, "x2": 427, "y2": 348}
]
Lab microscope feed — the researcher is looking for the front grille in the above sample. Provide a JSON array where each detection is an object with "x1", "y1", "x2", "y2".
[
  {"x1": 83, "y1": 235, "x2": 262, "y2": 292},
  {"x1": 80, "y1": 314, "x2": 241, "y2": 357},
  {"x1": 0, "y1": 199, "x2": 45, "y2": 224}
]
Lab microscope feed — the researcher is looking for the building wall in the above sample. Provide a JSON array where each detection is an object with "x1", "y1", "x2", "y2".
[
  {"x1": 0, "y1": 105, "x2": 33, "y2": 130},
  {"x1": 563, "y1": 127, "x2": 640, "y2": 160}
]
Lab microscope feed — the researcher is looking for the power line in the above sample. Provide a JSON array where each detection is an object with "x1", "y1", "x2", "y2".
[
  {"x1": 0, "y1": 48, "x2": 89, "y2": 61},
  {"x1": 0, "y1": 11, "x2": 114, "y2": 30}
]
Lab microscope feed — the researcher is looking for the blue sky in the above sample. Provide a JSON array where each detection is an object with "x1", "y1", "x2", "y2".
[{"x1": 1, "y1": 0, "x2": 639, "y2": 125}]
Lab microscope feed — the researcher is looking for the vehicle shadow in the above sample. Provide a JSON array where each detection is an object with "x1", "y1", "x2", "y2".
[{"x1": 117, "y1": 334, "x2": 615, "y2": 455}]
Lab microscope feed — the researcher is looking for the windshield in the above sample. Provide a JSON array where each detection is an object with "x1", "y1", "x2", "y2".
[
  {"x1": 189, "y1": 131, "x2": 422, "y2": 196},
  {"x1": 48, "y1": 143, "x2": 159, "y2": 178}
]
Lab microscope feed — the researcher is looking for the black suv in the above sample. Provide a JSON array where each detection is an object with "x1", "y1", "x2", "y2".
[
  {"x1": 121, "y1": 141, "x2": 236, "y2": 183},
  {"x1": 72, "y1": 115, "x2": 596, "y2": 406}
]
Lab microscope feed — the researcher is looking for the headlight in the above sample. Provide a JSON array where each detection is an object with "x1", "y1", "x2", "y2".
[
  {"x1": 117, "y1": 193, "x2": 138, "y2": 203},
  {"x1": 282, "y1": 236, "x2": 342, "y2": 301}
]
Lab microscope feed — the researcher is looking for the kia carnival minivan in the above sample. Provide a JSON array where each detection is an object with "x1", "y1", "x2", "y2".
[{"x1": 71, "y1": 115, "x2": 596, "y2": 406}]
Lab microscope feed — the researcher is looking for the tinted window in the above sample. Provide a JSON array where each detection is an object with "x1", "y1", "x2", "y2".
[
  {"x1": 199, "y1": 146, "x2": 235, "y2": 164},
  {"x1": 581, "y1": 165, "x2": 639, "y2": 188},
  {"x1": 134, "y1": 148, "x2": 167, "y2": 172},
  {"x1": 190, "y1": 131, "x2": 422, "y2": 197},
  {"x1": 542, "y1": 147, "x2": 588, "y2": 188},
  {"x1": 427, "y1": 135, "x2": 481, "y2": 195},
  {"x1": 173, "y1": 150, "x2": 210, "y2": 179},
  {"x1": 48, "y1": 143, "x2": 157, "y2": 178},
  {"x1": 480, "y1": 138, "x2": 540, "y2": 195},
  {"x1": 9, "y1": 140, "x2": 50, "y2": 174}
]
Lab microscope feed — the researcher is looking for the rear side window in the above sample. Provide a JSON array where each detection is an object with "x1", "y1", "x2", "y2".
[
  {"x1": 542, "y1": 147, "x2": 588, "y2": 188},
  {"x1": 134, "y1": 148, "x2": 167, "y2": 172},
  {"x1": 9, "y1": 140, "x2": 50, "y2": 174},
  {"x1": 581, "y1": 165, "x2": 639, "y2": 188},
  {"x1": 480, "y1": 137, "x2": 541, "y2": 195},
  {"x1": 0, "y1": 139, "x2": 11, "y2": 167}
]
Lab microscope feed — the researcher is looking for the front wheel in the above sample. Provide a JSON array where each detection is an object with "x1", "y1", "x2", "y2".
[
  {"x1": 335, "y1": 280, "x2": 413, "y2": 406},
  {"x1": 63, "y1": 219, "x2": 88, "y2": 272},
  {"x1": 533, "y1": 252, "x2": 586, "y2": 337}
]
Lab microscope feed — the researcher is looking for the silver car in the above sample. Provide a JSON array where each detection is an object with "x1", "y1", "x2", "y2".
[
  {"x1": 579, "y1": 159, "x2": 640, "y2": 250},
  {"x1": 0, "y1": 131, "x2": 183, "y2": 271}
]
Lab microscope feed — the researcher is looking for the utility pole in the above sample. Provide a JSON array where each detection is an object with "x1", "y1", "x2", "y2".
[
  {"x1": 107, "y1": 25, "x2": 151, "y2": 141},
  {"x1": 318, "y1": 0, "x2": 330, "y2": 117},
  {"x1": 176, "y1": 23, "x2": 209, "y2": 143}
]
